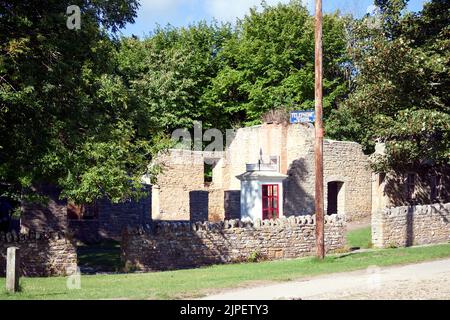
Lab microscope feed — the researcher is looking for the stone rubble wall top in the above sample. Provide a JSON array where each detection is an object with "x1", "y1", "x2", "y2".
[
  {"x1": 381, "y1": 202, "x2": 450, "y2": 217},
  {"x1": 0, "y1": 230, "x2": 68, "y2": 244},
  {"x1": 124, "y1": 214, "x2": 345, "y2": 235}
]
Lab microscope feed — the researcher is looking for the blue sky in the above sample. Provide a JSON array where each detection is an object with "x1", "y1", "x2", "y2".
[{"x1": 121, "y1": 0, "x2": 429, "y2": 38}]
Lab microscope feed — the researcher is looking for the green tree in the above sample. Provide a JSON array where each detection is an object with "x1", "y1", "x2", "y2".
[
  {"x1": 327, "y1": 0, "x2": 449, "y2": 172},
  {"x1": 203, "y1": 0, "x2": 350, "y2": 125},
  {"x1": 0, "y1": 1, "x2": 165, "y2": 203},
  {"x1": 117, "y1": 22, "x2": 234, "y2": 131}
]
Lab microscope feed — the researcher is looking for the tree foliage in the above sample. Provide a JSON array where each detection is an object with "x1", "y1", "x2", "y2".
[
  {"x1": 0, "y1": 0, "x2": 165, "y2": 203},
  {"x1": 1, "y1": 0, "x2": 447, "y2": 205},
  {"x1": 327, "y1": 0, "x2": 449, "y2": 172},
  {"x1": 119, "y1": 1, "x2": 350, "y2": 130},
  {"x1": 204, "y1": 0, "x2": 350, "y2": 125},
  {"x1": 117, "y1": 22, "x2": 234, "y2": 131}
]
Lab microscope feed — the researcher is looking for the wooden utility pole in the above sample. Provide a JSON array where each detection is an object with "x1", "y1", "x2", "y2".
[{"x1": 314, "y1": 0, "x2": 325, "y2": 259}]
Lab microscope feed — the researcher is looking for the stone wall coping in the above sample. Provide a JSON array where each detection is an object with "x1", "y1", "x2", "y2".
[
  {"x1": 68, "y1": 219, "x2": 100, "y2": 224},
  {"x1": 0, "y1": 230, "x2": 68, "y2": 244},
  {"x1": 381, "y1": 202, "x2": 450, "y2": 216},
  {"x1": 124, "y1": 214, "x2": 345, "y2": 235},
  {"x1": 323, "y1": 139, "x2": 362, "y2": 146}
]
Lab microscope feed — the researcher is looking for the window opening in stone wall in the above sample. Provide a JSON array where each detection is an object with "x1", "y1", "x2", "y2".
[
  {"x1": 406, "y1": 173, "x2": 416, "y2": 201},
  {"x1": 204, "y1": 163, "x2": 213, "y2": 187},
  {"x1": 431, "y1": 174, "x2": 444, "y2": 202}
]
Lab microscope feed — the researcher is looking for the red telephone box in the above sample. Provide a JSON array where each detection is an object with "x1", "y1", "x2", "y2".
[{"x1": 262, "y1": 184, "x2": 279, "y2": 220}]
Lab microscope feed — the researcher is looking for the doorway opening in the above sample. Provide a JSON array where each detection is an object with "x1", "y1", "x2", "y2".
[{"x1": 327, "y1": 181, "x2": 344, "y2": 215}]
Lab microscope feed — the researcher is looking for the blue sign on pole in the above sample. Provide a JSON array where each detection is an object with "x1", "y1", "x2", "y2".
[{"x1": 290, "y1": 110, "x2": 315, "y2": 124}]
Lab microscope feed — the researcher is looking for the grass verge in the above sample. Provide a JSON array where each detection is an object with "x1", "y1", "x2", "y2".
[
  {"x1": 346, "y1": 226, "x2": 372, "y2": 249},
  {"x1": 1, "y1": 243, "x2": 449, "y2": 300}
]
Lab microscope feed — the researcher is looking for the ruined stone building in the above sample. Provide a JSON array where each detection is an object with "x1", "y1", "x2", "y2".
[
  {"x1": 371, "y1": 142, "x2": 450, "y2": 213},
  {"x1": 152, "y1": 123, "x2": 373, "y2": 223},
  {"x1": 152, "y1": 122, "x2": 449, "y2": 225},
  {"x1": 16, "y1": 122, "x2": 448, "y2": 243},
  {"x1": 3, "y1": 122, "x2": 448, "y2": 274},
  {"x1": 20, "y1": 184, "x2": 151, "y2": 243}
]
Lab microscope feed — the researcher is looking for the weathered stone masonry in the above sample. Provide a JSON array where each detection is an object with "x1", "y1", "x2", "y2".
[
  {"x1": 0, "y1": 230, "x2": 77, "y2": 277},
  {"x1": 21, "y1": 184, "x2": 151, "y2": 243},
  {"x1": 372, "y1": 202, "x2": 450, "y2": 248},
  {"x1": 152, "y1": 124, "x2": 372, "y2": 223},
  {"x1": 68, "y1": 194, "x2": 152, "y2": 243},
  {"x1": 121, "y1": 214, "x2": 346, "y2": 271}
]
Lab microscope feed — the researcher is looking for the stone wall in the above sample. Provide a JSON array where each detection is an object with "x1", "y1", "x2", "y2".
[
  {"x1": 21, "y1": 184, "x2": 152, "y2": 243},
  {"x1": 69, "y1": 192, "x2": 152, "y2": 242},
  {"x1": 207, "y1": 189, "x2": 225, "y2": 222},
  {"x1": 284, "y1": 127, "x2": 373, "y2": 221},
  {"x1": 152, "y1": 150, "x2": 241, "y2": 222},
  {"x1": 205, "y1": 189, "x2": 241, "y2": 222},
  {"x1": 21, "y1": 184, "x2": 68, "y2": 233},
  {"x1": 372, "y1": 202, "x2": 450, "y2": 248},
  {"x1": 322, "y1": 140, "x2": 372, "y2": 221},
  {"x1": 153, "y1": 124, "x2": 372, "y2": 223},
  {"x1": 121, "y1": 214, "x2": 346, "y2": 271},
  {"x1": 372, "y1": 166, "x2": 450, "y2": 212},
  {"x1": 94, "y1": 193, "x2": 152, "y2": 241},
  {"x1": 220, "y1": 123, "x2": 294, "y2": 191},
  {"x1": 153, "y1": 150, "x2": 205, "y2": 220},
  {"x1": 0, "y1": 230, "x2": 77, "y2": 277},
  {"x1": 222, "y1": 124, "x2": 372, "y2": 221}
]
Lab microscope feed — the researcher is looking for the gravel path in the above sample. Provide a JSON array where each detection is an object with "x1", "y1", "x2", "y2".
[
  {"x1": 202, "y1": 258, "x2": 450, "y2": 300},
  {"x1": 346, "y1": 216, "x2": 371, "y2": 231},
  {"x1": 309, "y1": 273, "x2": 450, "y2": 300}
]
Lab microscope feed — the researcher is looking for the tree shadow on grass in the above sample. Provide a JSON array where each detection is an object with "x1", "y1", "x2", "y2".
[{"x1": 77, "y1": 239, "x2": 122, "y2": 273}]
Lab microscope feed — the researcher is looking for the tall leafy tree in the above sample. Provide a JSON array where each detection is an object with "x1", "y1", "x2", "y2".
[
  {"x1": 0, "y1": 1, "x2": 164, "y2": 203},
  {"x1": 117, "y1": 22, "x2": 234, "y2": 131},
  {"x1": 203, "y1": 0, "x2": 350, "y2": 125},
  {"x1": 327, "y1": 0, "x2": 449, "y2": 172}
]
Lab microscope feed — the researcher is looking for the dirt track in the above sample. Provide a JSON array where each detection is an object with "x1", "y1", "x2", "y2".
[{"x1": 202, "y1": 258, "x2": 450, "y2": 300}]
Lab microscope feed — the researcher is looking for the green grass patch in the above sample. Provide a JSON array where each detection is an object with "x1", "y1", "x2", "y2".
[
  {"x1": 346, "y1": 226, "x2": 372, "y2": 249},
  {"x1": 1, "y1": 243, "x2": 450, "y2": 300},
  {"x1": 77, "y1": 240, "x2": 122, "y2": 272}
]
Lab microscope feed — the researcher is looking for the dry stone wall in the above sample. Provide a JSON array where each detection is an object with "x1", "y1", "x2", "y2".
[
  {"x1": 21, "y1": 184, "x2": 151, "y2": 243},
  {"x1": 372, "y1": 202, "x2": 450, "y2": 248},
  {"x1": 121, "y1": 214, "x2": 346, "y2": 271},
  {"x1": 21, "y1": 184, "x2": 68, "y2": 233},
  {"x1": 0, "y1": 230, "x2": 77, "y2": 277},
  {"x1": 372, "y1": 167, "x2": 450, "y2": 211}
]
